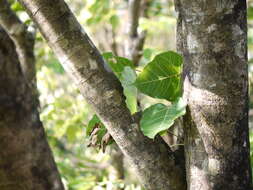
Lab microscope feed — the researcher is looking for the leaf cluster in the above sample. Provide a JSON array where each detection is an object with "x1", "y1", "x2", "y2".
[{"x1": 87, "y1": 51, "x2": 186, "y2": 139}]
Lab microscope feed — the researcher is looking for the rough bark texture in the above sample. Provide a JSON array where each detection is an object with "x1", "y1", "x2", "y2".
[
  {"x1": 0, "y1": 0, "x2": 36, "y2": 86},
  {"x1": 176, "y1": 0, "x2": 252, "y2": 189},
  {"x1": 0, "y1": 28, "x2": 64, "y2": 190},
  {"x1": 18, "y1": 0, "x2": 187, "y2": 189}
]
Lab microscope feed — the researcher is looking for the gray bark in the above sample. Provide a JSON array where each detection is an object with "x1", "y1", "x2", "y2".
[
  {"x1": 125, "y1": 0, "x2": 147, "y2": 66},
  {"x1": 0, "y1": 0, "x2": 36, "y2": 86},
  {"x1": 18, "y1": 0, "x2": 187, "y2": 189},
  {"x1": 0, "y1": 27, "x2": 64, "y2": 190},
  {"x1": 129, "y1": 0, "x2": 141, "y2": 38},
  {"x1": 176, "y1": 0, "x2": 252, "y2": 189}
]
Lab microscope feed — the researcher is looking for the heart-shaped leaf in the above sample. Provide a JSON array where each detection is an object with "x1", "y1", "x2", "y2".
[
  {"x1": 135, "y1": 51, "x2": 183, "y2": 101},
  {"x1": 140, "y1": 98, "x2": 186, "y2": 139}
]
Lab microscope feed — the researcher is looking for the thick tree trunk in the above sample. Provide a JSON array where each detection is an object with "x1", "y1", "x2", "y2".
[
  {"x1": 176, "y1": 0, "x2": 252, "y2": 189},
  {"x1": 18, "y1": 0, "x2": 187, "y2": 189},
  {"x1": 0, "y1": 28, "x2": 64, "y2": 190}
]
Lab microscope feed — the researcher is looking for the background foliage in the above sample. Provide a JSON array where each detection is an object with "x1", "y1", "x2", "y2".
[{"x1": 11, "y1": 0, "x2": 253, "y2": 189}]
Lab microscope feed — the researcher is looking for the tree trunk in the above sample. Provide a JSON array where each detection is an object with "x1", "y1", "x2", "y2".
[
  {"x1": 18, "y1": 0, "x2": 187, "y2": 189},
  {"x1": 0, "y1": 27, "x2": 64, "y2": 190},
  {"x1": 176, "y1": 0, "x2": 252, "y2": 189}
]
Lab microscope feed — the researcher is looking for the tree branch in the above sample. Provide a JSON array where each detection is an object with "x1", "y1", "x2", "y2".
[
  {"x1": 129, "y1": 0, "x2": 141, "y2": 37},
  {"x1": 130, "y1": 30, "x2": 146, "y2": 65},
  {"x1": 126, "y1": 0, "x2": 147, "y2": 66},
  {"x1": 18, "y1": 0, "x2": 186, "y2": 189},
  {"x1": 0, "y1": 0, "x2": 36, "y2": 86}
]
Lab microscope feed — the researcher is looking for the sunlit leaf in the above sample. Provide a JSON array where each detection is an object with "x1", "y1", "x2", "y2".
[
  {"x1": 66, "y1": 125, "x2": 79, "y2": 142},
  {"x1": 140, "y1": 98, "x2": 186, "y2": 139},
  {"x1": 46, "y1": 59, "x2": 65, "y2": 74},
  {"x1": 11, "y1": 1, "x2": 24, "y2": 11},
  {"x1": 143, "y1": 48, "x2": 154, "y2": 60},
  {"x1": 121, "y1": 67, "x2": 137, "y2": 114},
  {"x1": 103, "y1": 52, "x2": 134, "y2": 78},
  {"x1": 135, "y1": 51, "x2": 183, "y2": 101},
  {"x1": 110, "y1": 15, "x2": 119, "y2": 29},
  {"x1": 248, "y1": 7, "x2": 253, "y2": 20},
  {"x1": 103, "y1": 53, "x2": 137, "y2": 113}
]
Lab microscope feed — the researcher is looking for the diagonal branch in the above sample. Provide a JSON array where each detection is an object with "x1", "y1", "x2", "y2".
[
  {"x1": 17, "y1": 0, "x2": 186, "y2": 189},
  {"x1": 0, "y1": 0, "x2": 36, "y2": 86}
]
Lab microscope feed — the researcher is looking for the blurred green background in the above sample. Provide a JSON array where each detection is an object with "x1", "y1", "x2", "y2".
[{"x1": 10, "y1": 0, "x2": 253, "y2": 189}]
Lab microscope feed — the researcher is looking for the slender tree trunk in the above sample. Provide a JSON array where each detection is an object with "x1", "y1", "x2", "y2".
[
  {"x1": 18, "y1": 0, "x2": 187, "y2": 189},
  {"x1": 125, "y1": 0, "x2": 146, "y2": 66},
  {"x1": 0, "y1": 27, "x2": 64, "y2": 190},
  {"x1": 176, "y1": 0, "x2": 252, "y2": 189}
]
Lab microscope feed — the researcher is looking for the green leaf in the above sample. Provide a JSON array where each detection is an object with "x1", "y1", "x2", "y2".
[
  {"x1": 86, "y1": 115, "x2": 101, "y2": 136},
  {"x1": 103, "y1": 52, "x2": 134, "y2": 78},
  {"x1": 66, "y1": 125, "x2": 80, "y2": 142},
  {"x1": 11, "y1": 1, "x2": 24, "y2": 12},
  {"x1": 86, "y1": 115, "x2": 111, "y2": 148},
  {"x1": 135, "y1": 51, "x2": 183, "y2": 101},
  {"x1": 89, "y1": 0, "x2": 101, "y2": 13},
  {"x1": 143, "y1": 48, "x2": 154, "y2": 60},
  {"x1": 86, "y1": 115, "x2": 107, "y2": 141},
  {"x1": 87, "y1": 0, "x2": 111, "y2": 25},
  {"x1": 109, "y1": 15, "x2": 119, "y2": 29},
  {"x1": 102, "y1": 52, "x2": 137, "y2": 114},
  {"x1": 140, "y1": 98, "x2": 186, "y2": 139},
  {"x1": 121, "y1": 67, "x2": 137, "y2": 114},
  {"x1": 248, "y1": 7, "x2": 253, "y2": 20},
  {"x1": 46, "y1": 58, "x2": 65, "y2": 74},
  {"x1": 86, "y1": 16, "x2": 102, "y2": 25}
]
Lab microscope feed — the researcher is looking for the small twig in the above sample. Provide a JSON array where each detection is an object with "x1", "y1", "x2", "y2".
[
  {"x1": 170, "y1": 144, "x2": 184, "y2": 147},
  {"x1": 167, "y1": 130, "x2": 179, "y2": 138},
  {"x1": 111, "y1": 27, "x2": 118, "y2": 56}
]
